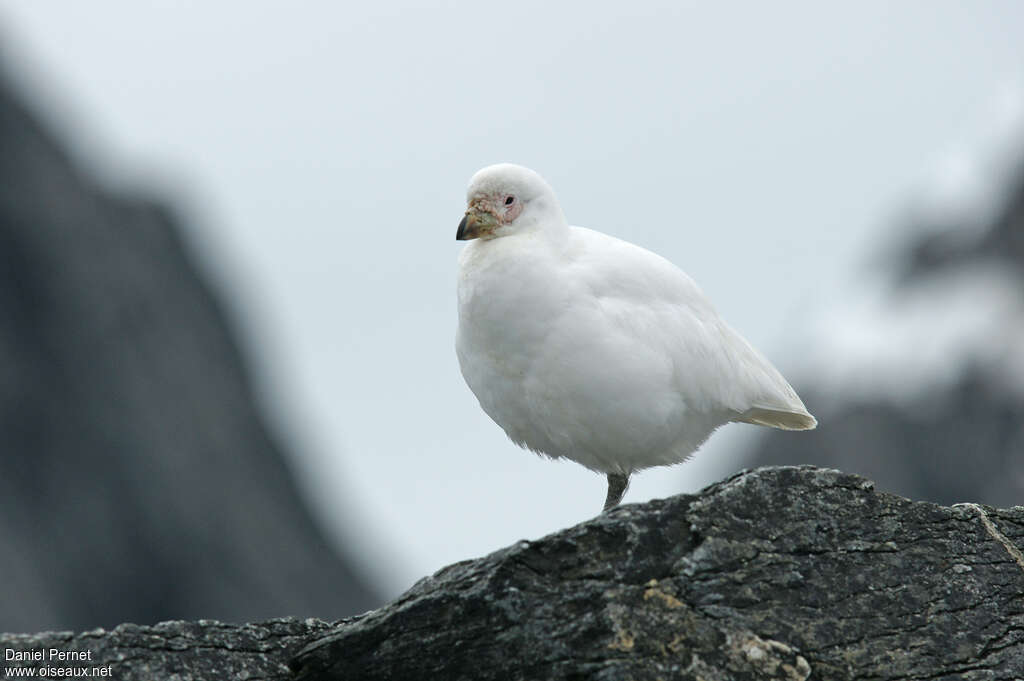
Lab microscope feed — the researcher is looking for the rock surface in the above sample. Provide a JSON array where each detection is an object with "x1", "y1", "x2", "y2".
[
  {"x1": 0, "y1": 62, "x2": 379, "y2": 630},
  {"x1": 5, "y1": 466, "x2": 1023, "y2": 680}
]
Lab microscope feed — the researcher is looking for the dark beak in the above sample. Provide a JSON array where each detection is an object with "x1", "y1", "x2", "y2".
[{"x1": 456, "y1": 210, "x2": 497, "y2": 241}]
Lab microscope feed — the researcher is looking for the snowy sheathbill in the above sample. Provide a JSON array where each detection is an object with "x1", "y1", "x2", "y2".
[{"x1": 455, "y1": 164, "x2": 816, "y2": 512}]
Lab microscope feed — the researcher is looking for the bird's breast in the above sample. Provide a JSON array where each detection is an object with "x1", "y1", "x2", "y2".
[
  {"x1": 459, "y1": 247, "x2": 564, "y2": 365},
  {"x1": 456, "y1": 240, "x2": 569, "y2": 421}
]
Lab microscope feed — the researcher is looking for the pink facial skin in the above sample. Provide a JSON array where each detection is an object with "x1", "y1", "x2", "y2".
[
  {"x1": 501, "y1": 195, "x2": 524, "y2": 224},
  {"x1": 469, "y1": 194, "x2": 523, "y2": 224}
]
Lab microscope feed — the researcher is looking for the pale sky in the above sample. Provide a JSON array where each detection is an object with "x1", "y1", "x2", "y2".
[{"x1": 1, "y1": 1, "x2": 1022, "y2": 598}]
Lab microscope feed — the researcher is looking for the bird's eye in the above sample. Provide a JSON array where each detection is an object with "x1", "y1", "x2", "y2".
[{"x1": 504, "y1": 196, "x2": 515, "y2": 205}]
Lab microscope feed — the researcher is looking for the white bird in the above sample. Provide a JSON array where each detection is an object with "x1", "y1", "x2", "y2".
[{"x1": 455, "y1": 164, "x2": 816, "y2": 512}]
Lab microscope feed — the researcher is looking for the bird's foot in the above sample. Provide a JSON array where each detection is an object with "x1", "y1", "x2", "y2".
[{"x1": 603, "y1": 473, "x2": 630, "y2": 512}]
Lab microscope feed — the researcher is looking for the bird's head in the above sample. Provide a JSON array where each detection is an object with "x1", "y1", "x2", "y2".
[{"x1": 456, "y1": 163, "x2": 564, "y2": 241}]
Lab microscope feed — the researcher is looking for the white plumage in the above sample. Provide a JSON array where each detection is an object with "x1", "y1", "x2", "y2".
[{"x1": 455, "y1": 164, "x2": 815, "y2": 510}]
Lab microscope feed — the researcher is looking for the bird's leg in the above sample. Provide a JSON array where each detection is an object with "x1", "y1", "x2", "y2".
[{"x1": 603, "y1": 473, "x2": 630, "y2": 512}]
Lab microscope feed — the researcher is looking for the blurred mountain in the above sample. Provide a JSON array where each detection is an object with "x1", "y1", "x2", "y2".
[
  {"x1": 744, "y1": 158, "x2": 1024, "y2": 507},
  {"x1": 0, "y1": 65, "x2": 380, "y2": 631}
]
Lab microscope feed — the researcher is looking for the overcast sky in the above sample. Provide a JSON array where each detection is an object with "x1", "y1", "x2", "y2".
[{"x1": 2, "y1": 1, "x2": 1022, "y2": 598}]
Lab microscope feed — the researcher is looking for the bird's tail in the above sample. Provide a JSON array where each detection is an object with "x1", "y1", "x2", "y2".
[{"x1": 735, "y1": 406, "x2": 817, "y2": 431}]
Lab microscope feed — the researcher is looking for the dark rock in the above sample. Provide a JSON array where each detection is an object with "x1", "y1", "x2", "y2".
[
  {"x1": 8, "y1": 467, "x2": 1021, "y2": 680},
  {"x1": 292, "y1": 466, "x2": 1024, "y2": 680},
  {"x1": 1, "y1": 618, "x2": 334, "y2": 681},
  {"x1": 0, "y1": 62, "x2": 380, "y2": 630}
]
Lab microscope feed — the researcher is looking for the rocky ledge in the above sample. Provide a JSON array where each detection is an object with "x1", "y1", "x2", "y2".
[{"x1": 3, "y1": 466, "x2": 1022, "y2": 680}]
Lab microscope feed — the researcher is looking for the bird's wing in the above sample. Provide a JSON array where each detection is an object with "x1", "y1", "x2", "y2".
[{"x1": 566, "y1": 227, "x2": 815, "y2": 429}]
